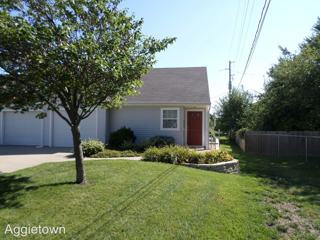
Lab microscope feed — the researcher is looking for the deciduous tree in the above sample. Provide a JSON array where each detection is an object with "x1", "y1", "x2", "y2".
[
  {"x1": 215, "y1": 89, "x2": 253, "y2": 135},
  {"x1": 254, "y1": 18, "x2": 320, "y2": 130},
  {"x1": 0, "y1": 0, "x2": 175, "y2": 184}
]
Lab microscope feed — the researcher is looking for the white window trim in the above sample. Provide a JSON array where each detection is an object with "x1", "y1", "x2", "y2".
[{"x1": 160, "y1": 108, "x2": 180, "y2": 131}]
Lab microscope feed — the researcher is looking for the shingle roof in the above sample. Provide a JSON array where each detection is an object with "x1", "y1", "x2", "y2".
[{"x1": 126, "y1": 67, "x2": 211, "y2": 105}]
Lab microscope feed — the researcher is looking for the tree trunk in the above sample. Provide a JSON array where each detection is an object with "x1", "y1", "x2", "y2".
[{"x1": 71, "y1": 125, "x2": 87, "y2": 184}]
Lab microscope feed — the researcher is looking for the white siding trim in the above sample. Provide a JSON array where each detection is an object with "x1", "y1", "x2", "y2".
[
  {"x1": 185, "y1": 109, "x2": 205, "y2": 147},
  {"x1": 125, "y1": 103, "x2": 210, "y2": 107},
  {"x1": 0, "y1": 109, "x2": 41, "y2": 112},
  {"x1": 95, "y1": 108, "x2": 99, "y2": 139},
  {"x1": 48, "y1": 111, "x2": 53, "y2": 147},
  {"x1": 0, "y1": 111, "x2": 3, "y2": 144},
  {"x1": 160, "y1": 107, "x2": 180, "y2": 131},
  {"x1": 205, "y1": 107, "x2": 209, "y2": 149},
  {"x1": 39, "y1": 117, "x2": 44, "y2": 147}
]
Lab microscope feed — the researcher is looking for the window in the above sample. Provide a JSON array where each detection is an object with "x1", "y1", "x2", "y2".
[{"x1": 161, "y1": 108, "x2": 179, "y2": 130}]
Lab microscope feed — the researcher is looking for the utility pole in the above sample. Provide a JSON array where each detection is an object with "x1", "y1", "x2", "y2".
[
  {"x1": 226, "y1": 60, "x2": 233, "y2": 95},
  {"x1": 228, "y1": 60, "x2": 232, "y2": 94}
]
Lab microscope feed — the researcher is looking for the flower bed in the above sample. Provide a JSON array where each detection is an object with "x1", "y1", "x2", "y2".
[
  {"x1": 143, "y1": 146, "x2": 233, "y2": 164},
  {"x1": 143, "y1": 146, "x2": 238, "y2": 173}
]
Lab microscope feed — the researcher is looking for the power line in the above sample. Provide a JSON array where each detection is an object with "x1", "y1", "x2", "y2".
[
  {"x1": 235, "y1": 0, "x2": 250, "y2": 62},
  {"x1": 237, "y1": 0, "x2": 272, "y2": 89},
  {"x1": 228, "y1": 1, "x2": 241, "y2": 59},
  {"x1": 237, "y1": 0, "x2": 271, "y2": 88},
  {"x1": 237, "y1": 0, "x2": 256, "y2": 64}
]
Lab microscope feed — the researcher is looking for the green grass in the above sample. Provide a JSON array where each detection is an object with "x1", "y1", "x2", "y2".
[
  {"x1": 0, "y1": 139, "x2": 319, "y2": 239},
  {"x1": 220, "y1": 137, "x2": 320, "y2": 239},
  {"x1": 220, "y1": 138, "x2": 320, "y2": 186},
  {"x1": 1, "y1": 161, "x2": 277, "y2": 239}
]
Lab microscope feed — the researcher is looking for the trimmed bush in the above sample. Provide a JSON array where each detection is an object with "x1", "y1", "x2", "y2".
[
  {"x1": 203, "y1": 150, "x2": 233, "y2": 164},
  {"x1": 143, "y1": 146, "x2": 233, "y2": 164},
  {"x1": 148, "y1": 136, "x2": 175, "y2": 147},
  {"x1": 236, "y1": 128, "x2": 249, "y2": 139},
  {"x1": 81, "y1": 139, "x2": 104, "y2": 157},
  {"x1": 133, "y1": 136, "x2": 175, "y2": 152},
  {"x1": 143, "y1": 146, "x2": 189, "y2": 164},
  {"x1": 188, "y1": 150, "x2": 205, "y2": 164},
  {"x1": 109, "y1": 127, "x2": 136, "y2": 150},
  {"x1": 91, "y1": 149, "x2": 139, "y2": 158},
  {"x1": 184, "y1": 150, "x2": 233, "y2": 164}
]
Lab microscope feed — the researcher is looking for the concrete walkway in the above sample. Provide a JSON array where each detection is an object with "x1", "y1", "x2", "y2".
[{"x1": 0, "y1": 146, "x2": 141, "y2": 173}]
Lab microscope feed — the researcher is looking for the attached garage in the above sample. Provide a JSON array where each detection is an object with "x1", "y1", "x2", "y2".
[
  {"x1": 0, "y1": 67, "x2": 211, "y2": 149},
  {"x1": 52, "y1": 111, "x2": 73, "y2": 147},
  {"x1": 3, "y1": 111, "x2": 43, "y2": 146},
  {"x1": 51, "y1": 111, "x2": 99, "y2": 147},
  {"x1": 0, "y1": 109, "x2": 107, "y2": 147}
]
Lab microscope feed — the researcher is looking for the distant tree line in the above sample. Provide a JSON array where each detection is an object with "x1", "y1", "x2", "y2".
[{"x1": 213, "y1": 18, "x2": 320, "y2": 135}]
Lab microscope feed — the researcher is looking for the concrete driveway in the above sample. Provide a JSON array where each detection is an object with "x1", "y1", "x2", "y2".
[
  {"x1": 0, "y1": 146, "x2": 141, "y2": 173},
  {"x1": 0, "y1": 146, "x2": 74, "y2": 173}
]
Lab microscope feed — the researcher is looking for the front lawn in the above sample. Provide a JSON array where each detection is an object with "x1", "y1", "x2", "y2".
[
  {"x1": 0, "y1": 139, "x2": 319, "y2": 239},
  {"x1": 1, "y1": 160, "x2": 277, "y2": 239}
]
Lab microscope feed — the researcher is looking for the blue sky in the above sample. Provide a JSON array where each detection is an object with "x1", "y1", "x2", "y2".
[{"x1": 121, "y1": 0, "x2": 320, "y2": 107}]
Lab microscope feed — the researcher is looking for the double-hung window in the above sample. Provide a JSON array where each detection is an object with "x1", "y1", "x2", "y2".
[{"x1": 161, "y1": 108, "x2": 179, "y2": 130}]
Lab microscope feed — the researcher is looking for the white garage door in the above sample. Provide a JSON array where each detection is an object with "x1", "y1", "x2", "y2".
[
  {"x1": 52, "y1": 111, "x2": 73, "y2": 147},
  {"x1": 3, "y1": 111, "x2": 42, "y2": 145},
  {"x1": 52, "y1": 111, "x2": 98, "y2": 147},
  {"x1": 0, "y1": 109, "x2": 102, "y2": 147}
]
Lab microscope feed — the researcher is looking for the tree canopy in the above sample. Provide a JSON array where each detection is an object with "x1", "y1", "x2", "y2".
[
  {"x1": 0, "y1": 0, "x2": 175, "y2": 183},
  {"x1": 216, "y1": 18, "x2": 320, "y2": 134},
  {"x1": 253, "y1": 18, "x2": 320, "y2": 130},
  {"x1": 215, "y1": 88, "x2": 253, "y2": 134}
]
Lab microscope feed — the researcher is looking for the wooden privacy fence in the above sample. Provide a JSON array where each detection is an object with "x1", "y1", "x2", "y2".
[{"x1": 244, "y1": 131, "x2": 320, "y2": 161}]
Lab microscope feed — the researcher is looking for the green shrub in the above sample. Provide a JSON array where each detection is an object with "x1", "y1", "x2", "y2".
[
  {"x1": 187, "y1": 150, "x2": 206, "y2": 164},
  {"x1": 133, "y1": 136, "x2": 175, "y2": 152},
  {"x1": 236, "y1": 128, "x2": 249, "y2": 139},
  {"x1": 81, "y1": 139, "x2": 104, "y2": 157},
  {"x1": 216, "y1": 150, "x2": 234, "y2": 162},
  {"x1": 148, "y1": 136, "x2": 175, "y2": 147},
  {"x1": 91, "y1": 149, "x2": 140, "y2": 158},
  {"x1": 143, "y1": 146, "x2": 233, "y2": 164},
  {"x1": 132, "y1": 141, "x2": 148, "y2": 152},
  {"x1": 142, "y1": 147, "x2": 160, "y2": 162},
  {"x1": 203, "y1": 151, "x2": 218, "y2": 164},
  {"x1": 109, "y1": 127, "x2": 136, "y2": 150},
  {"x1": 203, "y1": 150, "x2": 233, "y2": 164},
  {"x1": 120, "y1": 140, "x2": 135, "y2": 150},
  {"x1": 143, "y1": 146, "x2": 190, "y2": 164}
]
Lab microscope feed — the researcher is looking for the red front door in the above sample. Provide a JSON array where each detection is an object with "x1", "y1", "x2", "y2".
[{"x1": 187, "y1": 111, "x2": 202, "y2": 146}]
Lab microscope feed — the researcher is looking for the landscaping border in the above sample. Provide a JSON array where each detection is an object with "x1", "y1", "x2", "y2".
[{"x1": 182, "y1": 159, "x2": 239, "y2": 174}]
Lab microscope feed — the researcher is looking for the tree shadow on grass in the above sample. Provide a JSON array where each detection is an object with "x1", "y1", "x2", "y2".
[
  {"x1": 0, "y1": 174, "x2": 74, "y2": 209},
  {"x1": 25, "y1": 181, "x2": 74, "y2": 191},
  {"x1": 0, "y1": 174, "x2": 32, "y2": 209}
]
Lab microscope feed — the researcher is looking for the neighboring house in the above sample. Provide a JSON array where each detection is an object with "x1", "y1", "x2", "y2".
[{"x1": 0, "y1": 67, "x2": 211, "y2": 149}]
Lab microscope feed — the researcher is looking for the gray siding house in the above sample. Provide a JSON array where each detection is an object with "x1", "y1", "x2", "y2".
[{"x1": 0, "y1": 67, "x2": 211, "y2": 149}]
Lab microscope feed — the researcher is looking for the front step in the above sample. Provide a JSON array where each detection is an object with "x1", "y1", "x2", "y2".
[{"x1": 188, "y1": 146, "x2": 205, "y2": 151}]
